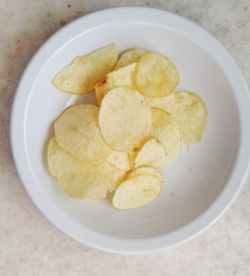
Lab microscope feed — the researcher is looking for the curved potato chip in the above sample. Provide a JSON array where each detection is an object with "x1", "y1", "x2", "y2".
[
  {"x1": 135, "y1": 52, "x2": 179, "y2": 98},
  {"x1": 145, "y1": 93, "x2": 176, "y2": 114},
  {"x1": 150, "y1": 108, "x2": 181, "y2": 163},
  {"x1": 128, "y1": 135, "x2": 150, "y2": 169},
  {"x1": 172, "y1": 92, "x2": 208, "y2": 144},
  {"x1": 113, "y1": 175, "x2": 162, "y2": 209},
  {"x1": 129, "y1": 144, "x2": 141, "y2": 169},
  {"x1": 128, "y1": 166, "x2": 163, "y2": 182},
  {"x1": 115, "y1": 48, "x2": 146, "y2": 69},
  {"x1": 52, "y1": 43, "x2": 118, "y2": 94},
  {"x1": 106, "y1": 150, "x2": 130, "y2": 171},
  {"x1": 99, "y1": 87, "x2": 152, "y2": 152},
  {"x1": 47, "y1": 137, "x2": 82, "y2": 178},
  {"x1": 47, "y1": 138, "x2": 125, "y2": 199},
  {"x1": 54, "y1": 104, "x2": 111, "y2": 161},
  {"x1": 95, "y1": 63, "x2": 136, "y2": 106},
  {"x1": 134, "y1": 138, "x2": 167, "y2": 168}
]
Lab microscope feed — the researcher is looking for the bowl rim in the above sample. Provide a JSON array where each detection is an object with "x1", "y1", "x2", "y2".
[{"x1": 10, "y1": 6, "x2": 250, "y2": 253}]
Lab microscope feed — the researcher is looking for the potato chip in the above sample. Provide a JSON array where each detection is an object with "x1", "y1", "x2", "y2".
[
  {"x1": 134, "y1": 138, "x2": 167, "y2": 168},
  {"x1": 47, "y1": 137, "x2": 82, "y2": 178},
  {"x1": 145, "y1": 93, "x2": 176, "y2": 114},
  {"x1": 106, "y1": 150, "x2": 130, "y2": 171},
  {"x1": 95, "y1": 63, "x2": 136, "y2": 106},
  {"x1": 115, "y1": 48, "x2": 146, "y2": 69},
  {"x1": 128, "y1": 166, "x2": 163, "y2": 182},
  {"x1": 135, "y1": 52, "x2": 179, "y2": 98},
  {"x1": 172, "y1": 92, "x2": 208, "y2": 144},
  {"x1": 54, "y1": 104, "x2": 111, "y2": 161},
  {"x1": 99, "y1": 87, "x2": 152, "y2": 152},
  {"x1": 128, "y1": 144, "x2": 141, "y2": 169},
  {"x1": 113, "y1": 175, "x2": 162, "y2": 209},
  {"x1": 48, "y1": 44, "x2": 209, "y2": 207},
  {"x1": 128, "y1": 135, "x2": 151, "y2": 169},
  {"x1": 150, "y1": 108, "x2": 181, "y2": 163},
  {"x1": 47, "y1": 138, "x2": 126, "y2": 199},
  {"x1": 52, "y1": 43, "x2": 118, "y2": 94}
]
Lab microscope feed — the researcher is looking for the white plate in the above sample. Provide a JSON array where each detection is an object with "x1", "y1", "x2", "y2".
[{"x1": 10, "y1": 7, "x2": 250, "y2": 253}]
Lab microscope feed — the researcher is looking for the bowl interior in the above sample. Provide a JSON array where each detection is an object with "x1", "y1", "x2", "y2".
[{"x1": 24, "y1": 21, "x2": 240, "y2": 239}]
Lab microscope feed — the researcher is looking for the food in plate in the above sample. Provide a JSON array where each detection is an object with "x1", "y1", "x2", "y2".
[
  {"x1": 54, "y1": 104, "x2": 111, "y2": 161},
  {"x1": 150, "y1": 108, "x2": 181, "y2": 163},
  {"x1": 52, "y1": 43, "x2": 118, "y2": 94},
  {"x1": 127, "y1": 166, "x2": 163, "y2": 182},
  {"x1": 48, "y1": 43, "x2": 208, "y2": 209},
  {"x1": 135, "y1": 52, "x2": 179, "y2": 98},
  {"x1": 98, "y1": 86, "x2": 152, "y2": 152},
  {"x1": 115, "y1": 48, "x2": 146, "y2": 69},
  {"x1": 95, "y1": 63, "x2": 136, "y2": 106},
  {"x1": 47, "y1": 138, "x2": 126, "y2": 199},
  {"x1": 134, "y1": 138, "x2": 167, "y2": 168},
  {"x1": 112, "y1": 174, "x2": 162, "y2": 209},
  {"x1": 172, "y1": 92, "x2": 208, "y2": 144},
  {"x1": 145, "y1": 93, "x2": 176, "y2": 114},
  {"x1": 106, "y1": 150, "x2": 131, "y2": 171}
]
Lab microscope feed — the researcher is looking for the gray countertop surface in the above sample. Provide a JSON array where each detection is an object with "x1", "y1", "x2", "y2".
[{"x1": 0, "y1": 1, "x2": 250, "y2": 275}]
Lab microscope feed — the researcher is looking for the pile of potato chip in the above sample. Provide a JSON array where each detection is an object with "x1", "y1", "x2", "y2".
[{"x1": 48, "y1": 43, "x2": 208, "y2": 209}]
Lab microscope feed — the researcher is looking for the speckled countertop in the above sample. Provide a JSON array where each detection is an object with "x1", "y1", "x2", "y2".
[{"x1": 0, "y1": 1, "x2": 250, "y2": 275}]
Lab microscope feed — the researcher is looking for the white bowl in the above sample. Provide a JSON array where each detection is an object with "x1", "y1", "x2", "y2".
[{"x1": 10, "y1": 7, "x2": 250, "y2": 253}]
